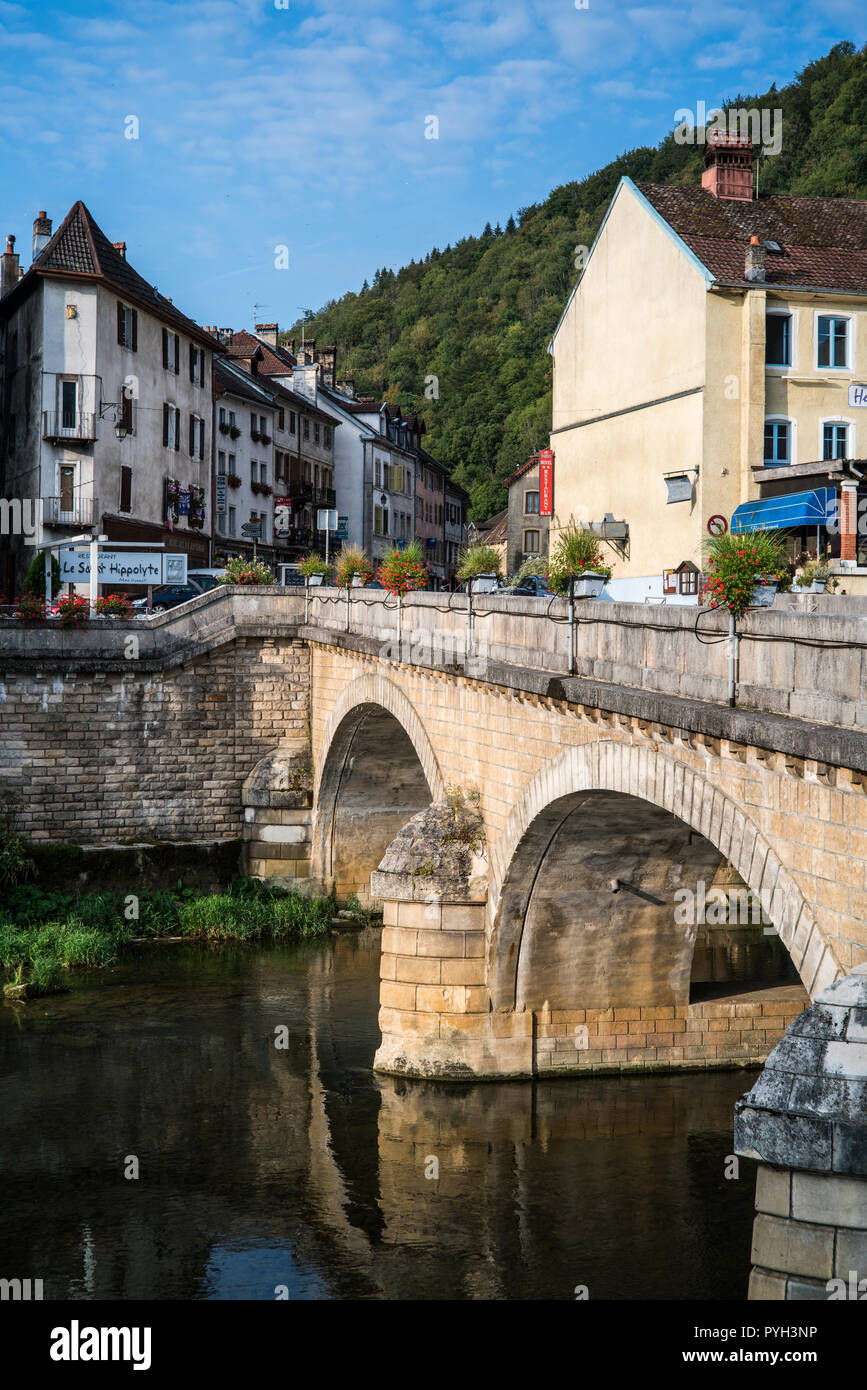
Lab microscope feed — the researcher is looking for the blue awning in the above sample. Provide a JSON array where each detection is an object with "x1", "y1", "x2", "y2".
[{"x1": 731, "y1": 487, "x2": 837, "y2": 534}]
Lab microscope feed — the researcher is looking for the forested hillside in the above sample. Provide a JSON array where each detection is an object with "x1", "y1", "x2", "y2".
[{"x1": 286, "y1": 42, "x2": 867, "y2": 520}]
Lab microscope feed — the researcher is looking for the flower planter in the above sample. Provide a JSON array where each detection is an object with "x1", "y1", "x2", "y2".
[
  {"x1": 569, "y1": 571, "x2": 607, "y2": 599},
  {"x1": 809, "y1": 579, "x2": 827, "y2": 594},
  {"x1": 750, "y1": 577, "x2": 779, "y2": 607},
  {"x1": 468, "y1": 573, "x2": 499, "y2": 594},
  {"x1": 351, "y1": 573, "x2": 366, "y2": 588},
  {"x1": 307, "y1": 573, "x2": 325, "y2": 587}
]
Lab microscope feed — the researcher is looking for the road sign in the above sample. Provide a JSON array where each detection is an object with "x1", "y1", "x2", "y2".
[
  {"x1": 707, "y1": 514, "x2": 728, "y2": 535},
  {"x1": 241, "y1": 520, "x2": 262, "y2": 538},
  {"x1": 317, "y1": 508, "x2": 338, "y2": 532},
  {"x1": 336, "y1": 516, "x2": 349, "y2": 540},
  {"x1": 59, "y1": 549, "x2": 188, "y2": 585},
  {"x1": 216, "y1": 474, "x2": 227, "y2": 511}
]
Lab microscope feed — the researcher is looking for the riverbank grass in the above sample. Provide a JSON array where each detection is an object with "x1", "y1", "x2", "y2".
[{"x1": 0, "y1": 878, "x2": 335, "y2": 997}]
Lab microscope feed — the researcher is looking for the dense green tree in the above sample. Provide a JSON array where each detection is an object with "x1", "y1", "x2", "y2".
[{"x1": 285, "y1": 43, "x2": 867, "y2": 521}]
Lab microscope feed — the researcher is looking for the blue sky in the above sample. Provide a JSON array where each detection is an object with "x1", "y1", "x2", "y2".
[{"x1": 1, "y1": 0, "x2": 864, "y2": 333}]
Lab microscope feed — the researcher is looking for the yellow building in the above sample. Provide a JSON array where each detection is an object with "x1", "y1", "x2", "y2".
[{"x1": 549, "y1": 137, "x2": 867, "y2": 599}]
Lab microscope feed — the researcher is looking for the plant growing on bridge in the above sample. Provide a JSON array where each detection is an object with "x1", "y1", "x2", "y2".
[
  {"x1": 702, "y1": 529, "x2": 788, "y2": 618},
  {"x1": 547, "y1": 526, "x2": 612, "y2": 596},
  {"x1": 456, "y1": 544, "x2": 502, "y2": 582},
  {"x1": 335, "y1": 544, "x2": 372, "y2": 587},
  {"x1": 377, "y1": 541, "x2": 428, "y2": 594},
  {"x1": 218, "y1": 556, "x2": 276, "y2": 585}
]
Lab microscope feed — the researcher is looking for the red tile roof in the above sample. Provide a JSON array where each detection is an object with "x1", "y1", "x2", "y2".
[{"x1": 636, "y1": 183, "x2": 867, "y2": 293}]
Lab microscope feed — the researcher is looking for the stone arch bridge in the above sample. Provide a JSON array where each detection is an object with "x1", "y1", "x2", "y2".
[{"x1": 3, "y1": 583, "x2": 867, "y2": 1083}]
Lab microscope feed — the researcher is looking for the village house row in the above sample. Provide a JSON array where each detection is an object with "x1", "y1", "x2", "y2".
[{"x1": 0, "y1": 201, "x2": 469, "y2": 594}]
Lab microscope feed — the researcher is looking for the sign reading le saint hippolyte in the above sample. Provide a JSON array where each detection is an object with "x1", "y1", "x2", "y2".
[{"x1": 59, "y1": 550, "x2": 188, "y2": 585}]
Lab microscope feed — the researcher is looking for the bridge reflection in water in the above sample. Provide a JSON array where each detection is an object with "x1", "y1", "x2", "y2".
[{"x1": 0, "y1": 932, "x2": 757, "y2": 1301}]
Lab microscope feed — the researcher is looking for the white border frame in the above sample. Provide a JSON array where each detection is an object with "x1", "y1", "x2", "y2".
[
  {"x1": 814, "y1": 310, "x2": 855, "y2": 374},
  {"x1": 765, "y1": 306, "x2": 797, "y2": 372},
  {"x1": 819, "y1": 415, "x2": 856, "y2": 461},
  {"x1": 763, "y1": 414, "x2": 797, "y2": 467}
]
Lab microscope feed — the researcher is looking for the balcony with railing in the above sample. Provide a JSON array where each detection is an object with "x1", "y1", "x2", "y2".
[
  {"x1": 42, "y1": 411, "x2": 97, "y2": 444},
  {"x1": 43, "y1": 496, "x2": 99, "y2": 527}
]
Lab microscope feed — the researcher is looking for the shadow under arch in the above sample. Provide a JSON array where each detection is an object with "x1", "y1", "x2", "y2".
[
  {"x1": 312, "y1": 673, "x2": 445, "y2": 901},
  {"x1": 487, "y1": 740, "x2": 843, "y2": 1012}
]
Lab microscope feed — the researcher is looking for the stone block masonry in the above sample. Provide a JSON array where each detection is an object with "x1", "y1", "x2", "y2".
[{"x1": 0, "y1": 635, "x2": 310, "y2": 846}]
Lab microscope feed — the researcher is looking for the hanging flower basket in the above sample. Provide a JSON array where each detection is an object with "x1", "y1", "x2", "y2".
[{"x1": 569, "y1": 571, "x2": 607, "y2": 599}]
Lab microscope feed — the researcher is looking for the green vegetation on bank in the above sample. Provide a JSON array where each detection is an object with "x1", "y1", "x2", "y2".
[
  {"x1": 0, "y1": 879, "x2": 336, "y2": 998},
  {"x1": 285, "y1": 42, "x2": 867, "y2": 520}
]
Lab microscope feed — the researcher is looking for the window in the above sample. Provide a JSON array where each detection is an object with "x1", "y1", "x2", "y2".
[
  {"x1": 61, "y1": 380, "x2": 77, "y2": 427},
  {"x1": 275, "y1": 451, "x2": 284, "y2": 480},
  {"x1": 260, "y1": 463, "x2": 267, "y2": 486},
  {"x1": 766, "y1": 314, "x2": 791, "y2": 367},
  {"x1": 189, "y1": 345, "x2": 205, "y2": 386},
  {"x1": 260, "y1": 416, "x2": 267, "y2": 435},
  {"x1": 278, "y1": 408, "x2": 285, "y2": 431},
  {"x1": 314, "y1": 422, "x2": 321, "y2": 444},
  {"x1": 59, "y1": 465, "x2": 75, "y2": 511},
  {"x1": 229, "y1": 411, "x2": 236, "y2": 428},
  {"x1": 303, "y1": 418, "x2": 310, "y2": 440},
  {"x1": 375, "y1": 460, "x2": 382, "y2": 487},
  {"x1": 314, "y1": 465, "x2": 320, "y2": 490},
  {"x1": 117, "y1": 302, "x2": 137, "y2": 350},
  {"x1": 764, "y1": 420, "x2": 790, "y2": 466},
  {"x1": 817, "y1": 315, "x2": 849, "y2": 369},
  {"x1": 120, "y1": 465, "x2": 132, "y2": 514},
  {"x1": 228, "y1": 453, "x2": 236, "y2": 474},
  {"x1": 189, "y1": 414, "x2": 204, "y2": 459},
  {"x1": 163, "y1": 404, "x2": 180, "y2": 450},
  {"x1": 228, "y1": 506, "x2": 236, "y2": 536},
  {"x1": 523, "y1": 530, "x2": 540, "y2": 554},
  {"x1": 162, "y1": 328, "x2": 179, "y2": 374},
  {"x1": 251, "y1": 412, "x2": 258, "y2": 435},
  {"x1": 121, "y1": 384, "x2": 134, "y2": 434},
  {"x1": 219, "y1": 407, "x2": 226, "y2": 428},
  {"x1": 218, "y1": 450, "x2": 226, "y2": 472},
  {"x1": 251, "y1": 461, "x2": 258, "y2": 484},
  {"x1": 289, "y1": 411, "x2": 296, "y2": 434},
  {"x1": 823, "y1": 422, "x2": 849, "y2": 460},
  {"x1": 324, "y1": 426, "x2": 332, "y2": 449}
]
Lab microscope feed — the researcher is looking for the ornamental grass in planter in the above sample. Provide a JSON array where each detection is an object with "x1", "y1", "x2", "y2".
[
  {"x1": 299, "y1": 553, "x2": 334, "y2": 585},
  {"x1": 377, "y1": 541, "x2": 428, "y2": 595},
  {"x1": 456, "y1": 544, "x2": 502, "y2": 591},
  {"x1": 795, "y1": 559, "x2": 838, "y2": 594},
  {"x1": 547, "y1": 525, "x2": 613, "y2": 597},
  {"x1": 335, "y1": 544, "x2": 373, "y2": 588}
]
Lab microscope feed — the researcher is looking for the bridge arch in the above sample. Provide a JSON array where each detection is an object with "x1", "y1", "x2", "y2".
[
  {"x1": 313, "y1": 672, "x2": 445, "y2": 901},
  {"x1": 488, "y1": 738, "x2": 843, "y2": 1010}
]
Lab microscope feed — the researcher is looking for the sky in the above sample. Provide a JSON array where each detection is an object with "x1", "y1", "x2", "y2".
[{"x1": 1, "y1": 0, "x2": 864, "y2": 334}]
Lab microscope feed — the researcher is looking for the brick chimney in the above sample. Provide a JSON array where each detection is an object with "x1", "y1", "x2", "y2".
[
  {"x1": 317, "y1": 344, "x2": 337, "y2": 390},
  {"x1": 255, "y1": 322, "x2": 278, "y2": 347},
  {"x1": 745, "y1": 236, "x2": 766, "y2": 283},
  {"x1": 113, "y1": 241, "x2": 127, "y2": 260},
  {"x1": 702, "y1": 133, "x2": 754, "y2": 201},
  {"x1": 32, "y1": 211, "x2": 52, "y2": 263},
  {"x1": 1, "y1": 234, "x2": 20, "y2": 298}
]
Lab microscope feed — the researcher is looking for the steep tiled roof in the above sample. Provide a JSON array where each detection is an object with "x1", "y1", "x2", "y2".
[
  {"x1": 3, "y1": 200, "x2": 218, "y2": 345},
  {"x1": 215, "y1": 356, "x2": 277, "y2": 407},
  {"x1": 474, "y1": 508, "x2": 508, "y2": 544},
  {"x1": 227, "y1": 329, "x2": 296, "y2": 375},
  {"x1": 636, "y1": 183, "x2": 867, "y2": 292},
  {"x1": 506, "y1": 454, "x2": 540, "y2": 487}
]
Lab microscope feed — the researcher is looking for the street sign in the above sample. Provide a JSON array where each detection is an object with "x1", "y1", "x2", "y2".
[
  {"x1": 707, "y1": 515, "x2": 728, "y2": 536},
  {"x1": 59, "y1": 549, "x2": 188, "y2": 585},
  {"x1": 216, "y1": 473, "x2": 227, "y2": 511},
  {"x1": 317, "y1": 508, "x2": 338, "y2": 532},
  {"x1": 241, "y1": 520, "x2": 262, "y2": 538},
  {"x1": 539, "y1": 449, "x2": 554, "y2": 516},
  {"x1": 336, "y1": 516, "x2": 349, "y2": 540}
]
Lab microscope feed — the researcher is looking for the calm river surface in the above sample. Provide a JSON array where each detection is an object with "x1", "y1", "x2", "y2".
[{"x1": 0, "y1": 930, "x2": 758, "y2": 1300}]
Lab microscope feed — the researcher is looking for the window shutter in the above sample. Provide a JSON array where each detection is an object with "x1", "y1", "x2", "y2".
[
  {"x1": 174, "y1": 335, "x2": 180, "y2": 375},
  {"x1": 162, "y1": 329, "x2": 168, "y2": 369},
  {"x1": 117, "y1": 301, "x2": 124, "y2": 346},
  {"x1": 120, "y1": 466, "x2": 132, "y2": 514},
  {"x1": 189, "y1": 345, "x2": 195, "y2": 383},
  {"x1": 199, "y1": 421, "x2": 205, "y2": 461},
  {"x1": 131, "y1": 310, "x2": 138, "y2": 352},
  {"x1": 174, "y1": 409, "x2": 180, "y2": 451},
  {"x1": 189, "y1": 415, "x2": 195, "y2": 456},
  {"x1": 163, "y1": 404, "x2": 169, "y2": 447}
]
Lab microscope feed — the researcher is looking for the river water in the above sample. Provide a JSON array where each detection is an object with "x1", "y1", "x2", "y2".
[{"x1": 0, "y1": 930, "x2": 758, "y2": 1300}]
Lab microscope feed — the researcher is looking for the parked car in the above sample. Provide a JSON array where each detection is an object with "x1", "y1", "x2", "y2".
[
  {"x1": 499, "y1": 575, "x2": 554, "y2": 597},
  {"x1": 187, "y1": 568, "x2": 226, "y2": 591},
  {"x1": 131, "y1": 583, "x2": 207, "y2": 614}
]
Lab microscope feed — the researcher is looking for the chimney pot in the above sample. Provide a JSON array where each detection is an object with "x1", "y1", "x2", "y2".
[
  {"x1": 745, "y1": 237, "x2": 766, "y2": 283},
  {"x1": 6, "y1": 234, "x2": 15, "y2": 254},
  {"x1": 112, "y1": 241, "x2": 127, "y2": 260},
  {"x1": 702, "y1": 133, "x2": 754, "y2": 201}
]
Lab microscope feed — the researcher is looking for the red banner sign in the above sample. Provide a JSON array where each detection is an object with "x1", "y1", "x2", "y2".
[{"x1": 539, "y1": 449, "x2": 553, "y2": 516}]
